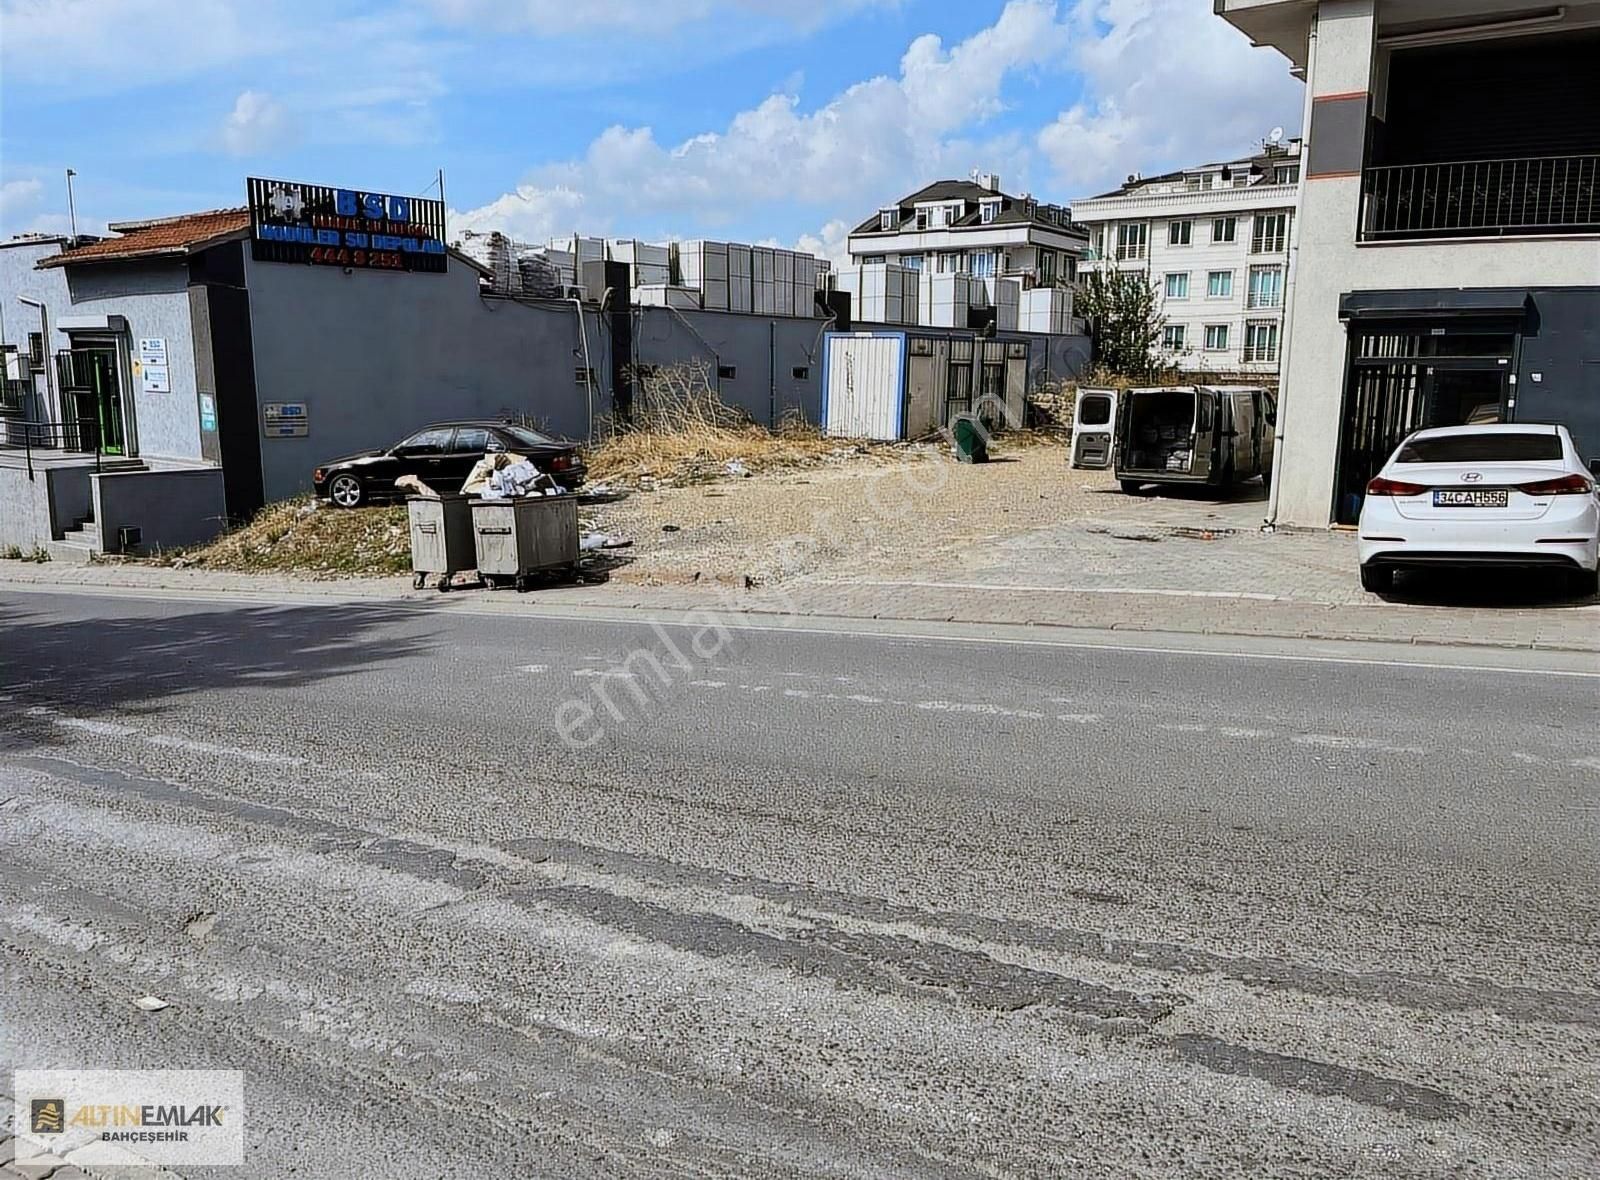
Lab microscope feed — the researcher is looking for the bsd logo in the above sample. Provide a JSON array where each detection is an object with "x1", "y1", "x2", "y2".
[{"x1": 334, "y1": 189, "x2": 412, "y2": 221}]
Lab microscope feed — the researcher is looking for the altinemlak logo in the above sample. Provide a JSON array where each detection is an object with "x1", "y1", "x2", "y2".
[{"x1": 31, "y1": 1098, "x2": 64, "y2": 1134}]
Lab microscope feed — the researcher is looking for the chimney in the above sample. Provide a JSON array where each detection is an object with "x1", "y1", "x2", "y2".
[{"x1": 977, "y1": 172, "x2": 1001, "y2": 193}]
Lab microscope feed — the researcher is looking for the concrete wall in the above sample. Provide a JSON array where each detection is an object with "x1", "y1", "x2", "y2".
[
  {"x1": 0, "y1": 239, "x2": 73, "y2": 421},
  {"x1": 0, "y1": 463, "x2": 54, "y2": 550},
  {"x1": 1513, "y1": 289, "x2": 1600, "y2": 461},
  {"x1": 1275, "y1": 0, "x2": 1600, "y2": 524},
  {"x1": 91, "y1": 466, "x2": 228, "y2": 554},
  {"x1": 242, "y1": 254, "x2": 598, "y2": 502},
  {"x1": 632, "y1": 307, "x2": 832, "y2": 426},
  {"x1": 63, "y1": 261, "x2": 204, "y2": 462}
]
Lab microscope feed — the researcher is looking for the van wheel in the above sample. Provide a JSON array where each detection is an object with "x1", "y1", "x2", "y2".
[
  {"x1": 1360, "y1": 564, "x2": 1393, "y2": 593},
  {"x1": 1570, "y1": 566, "x2": 1600, "y2": 598},
  {"x1": 1119, "y1": 480, "x2": 1143, "y2": 495}
]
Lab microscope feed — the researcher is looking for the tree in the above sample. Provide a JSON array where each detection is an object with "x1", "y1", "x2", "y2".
[{"x1": 1076, "y1": 268, "x2": 1168, "y2": 381}]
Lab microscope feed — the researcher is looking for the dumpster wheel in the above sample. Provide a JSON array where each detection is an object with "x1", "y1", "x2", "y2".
[{"x1": 412, "y1": 572, "x2": 427, "y2": 590}]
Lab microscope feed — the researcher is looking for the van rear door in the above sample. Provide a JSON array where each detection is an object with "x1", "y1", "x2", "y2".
[
  {"x1": 1190, "y1": 389, "x2": 1216, "y2": 482},
  {"x1": 1070, "y1": 388, "x2": 1117, "y2": 469}
]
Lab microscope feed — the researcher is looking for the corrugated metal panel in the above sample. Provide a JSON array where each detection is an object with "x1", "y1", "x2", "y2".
[{"x1": 823, "y1": 332, "x2": 905, "y2": 440}]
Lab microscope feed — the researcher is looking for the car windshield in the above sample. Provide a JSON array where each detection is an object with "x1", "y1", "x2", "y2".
[
  {"x1": 501, "y1": 425, "x2": 558, "y2": 449},
  {"x1": 1395, "y1": 432, "x2": 1562, "y2": 463}
]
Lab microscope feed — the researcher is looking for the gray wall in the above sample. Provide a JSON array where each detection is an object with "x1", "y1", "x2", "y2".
[
  {"x1": 92, "y1": 467, "x2": 228, "y2": 554},
  {"x1": 633, "y1": 307, "x2": 833, "y2": 426},
  {"x1": 243, "y1": 253, "x2": 597, "y2": 501},
  {"x1": 0, "y1": 239, "x2": 73, "y2": 422},
  {"x1": 63, "y1": 261, "x2": 204, "y2": 462},
  {"x1": 1513, "y1": 288, "x2": 1600, "y2": 462}
]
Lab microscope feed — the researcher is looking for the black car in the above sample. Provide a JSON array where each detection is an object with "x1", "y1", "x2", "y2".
[{"x1": 313, "y1": 422, "x2": 586, "y2": 508}]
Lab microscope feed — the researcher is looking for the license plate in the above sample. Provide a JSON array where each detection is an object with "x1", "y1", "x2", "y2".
[{"x1": 1433, "y1": 489, "x2": 1508, "y2": 508}]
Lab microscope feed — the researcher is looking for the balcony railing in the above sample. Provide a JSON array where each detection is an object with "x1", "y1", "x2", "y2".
[{"x1": 1360, "y1": 154, "x2": 1600, "y2": 241}]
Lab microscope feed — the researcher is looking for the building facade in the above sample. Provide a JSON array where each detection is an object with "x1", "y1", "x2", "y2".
[
  {"x1": 846, "y1": 175, "x2": 1090, "y2": 286},
  {"x1": 1219, "y1": 0, "x2": 1600, "y2": 526},
  {"x1": 1071, "y1": 143, "x2": 1301, "y2": 379}
]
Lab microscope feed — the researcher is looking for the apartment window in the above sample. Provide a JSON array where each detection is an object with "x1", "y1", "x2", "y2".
[
  {"x1": 970, "y1": 251, "x2": 996, "y2": 278},
  {"x1": 1204, "y1": 324, "x2": 1230, "y2": 352},
  {"x1": 902, "y1": 254, "x2": 923, "y2": 271},
  {"x1": 863, "y1": 254, "x2": 887, "y2": 264},
  {"x1": 879, "y1": 208, "x2": 896, "y2": 231},
  {"x1": 1212, "y1": 217, "x2": 1237, "y2": 244},
  {"x1": 717, "y1": 364, "x2": 737, "y2": 380},
  {"x1": 1243, "y1": 321, "x2": 1279, "y2": 363},
  {"x1": 1251, "y1": 212, "x2": 1288, "y2": 254},
  {"x1": 915, "y1": 208, "x2": 929, "y2": 230},
  {"x1": 27, "y1": 332, "x2": 44, "y2": 367},
  {"x1": 1038, "y1": 250, "x2": 1056, "y2": 285},
  {"x1": 1247, "y1": 265, "x2": 1284, "y2": 309},
  {"x1": 1273, "y1": 165, "x2": 1300, "y2": 185},
  {"x1": 1162, "y1": 325, "x2": 1187, "y2": 351},
  {"x1": 1091, "y1": 226, "x2": 1106, "y2": 257},
  {"x1": 937, "y1": 251, "x2": 966, "y2": 274},
  {"x1": 1064, "y1": 255, "x2": 1077, "y2": 283},
  {"x1": 1115, "y1": 223, "x2": 1149, "y2": 261},
  {"x1": 1164, "y1": 272, "x2": 1190, "y2": 300},
  {"x1": 1168, "y1": 220, "x2": 1193, "y2": 246},
  {"x1": 979, "y1": 198, "x2": 1000, "y2": 224},
  {"x1": 792, "y1": 366, "x2": 809, "y2": 380},
  {"x1": 1206, "y1": 270, "x2": 1234, "y2": 298}
]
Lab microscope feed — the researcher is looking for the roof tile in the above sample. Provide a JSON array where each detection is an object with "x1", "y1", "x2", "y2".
[{"x1": 37, "y1": 208, "x2": 250, "y2": 268}]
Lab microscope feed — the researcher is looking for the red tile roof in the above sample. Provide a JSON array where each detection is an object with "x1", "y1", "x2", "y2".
[{"x1": 37, "y1": 208, "x2": 250, "y2": 268}]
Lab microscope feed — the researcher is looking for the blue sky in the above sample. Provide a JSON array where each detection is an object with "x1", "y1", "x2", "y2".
[{"x1": 0, "y1": 0, "x2": 1304, "y2": 261}]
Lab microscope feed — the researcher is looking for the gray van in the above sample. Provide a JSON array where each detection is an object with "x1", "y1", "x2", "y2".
[{"x1": 1115, "y1": 385, "x2": 1276, "y2": 493}]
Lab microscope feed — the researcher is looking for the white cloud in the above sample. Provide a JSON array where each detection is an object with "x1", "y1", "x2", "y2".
[
  {"x1": 425, "y1": 0, "x2": 891, "y2": 36},
  {"x1": 794, "y1": 219, "x2": 854, "y2": 269},
  {"x1": 0, "y1": 179, "x2": 45, "y2": 230},
  {"x1": 219, "y1": 90, "x2": 289, "y2": 155},
  {"x1": 454, "y1": 0, "x2": 1070, "y2": 242},
  {"x1": 1039, "y1": 0, "x2": 1304, "y2": 195}
]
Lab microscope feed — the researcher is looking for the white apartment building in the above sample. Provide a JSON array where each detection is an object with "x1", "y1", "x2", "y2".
[
  {"x1": 1071, "y1": 142, "x2": 1302, "y2": 378},
  {"x1": 846, "y1": 175, "x2": 1090, "y2": 287},
  {"x1": 1219, "y1": 0, "x2": 1600, "y2": 527}
]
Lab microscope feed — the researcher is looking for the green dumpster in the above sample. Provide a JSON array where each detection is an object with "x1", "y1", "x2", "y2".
[{"x1": 951, "y1": 413, "x2": 989, "y2": 464}]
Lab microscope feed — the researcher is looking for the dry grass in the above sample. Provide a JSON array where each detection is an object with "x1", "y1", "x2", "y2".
[
  {"x1": 586, "y1": 361, "x2": 879, "y2": 486},
  {"x1": 161, "y1": 497, "x2": 412, "y2": 576}
]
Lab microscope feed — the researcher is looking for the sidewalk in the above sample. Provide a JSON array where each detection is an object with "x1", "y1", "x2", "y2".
[{"x1": 3, "y1": 556, "x2": 1596, "y2": 652}]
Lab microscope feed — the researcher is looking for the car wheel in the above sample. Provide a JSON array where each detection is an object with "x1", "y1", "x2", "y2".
[
  {"x1": 1359, "y1": 563, "x2": 1393, "y2": 594},
  {"x1": 1570, "y1": 565, "x2": 1600, "y2": 598},
  {"x1": 328, "y1": 474, "x2": 365, "y2": 509},
  {"x1": 1119, "y1": 480, "x2": 1143, "y2": 495}
]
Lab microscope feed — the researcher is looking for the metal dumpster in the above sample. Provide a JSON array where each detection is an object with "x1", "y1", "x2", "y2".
[
  {"x1": 407, "y1": 495, "x2": 477, "y2": 591},
  {"x1": 470, "y1": 495, "x2": 580, "y2": 591}
]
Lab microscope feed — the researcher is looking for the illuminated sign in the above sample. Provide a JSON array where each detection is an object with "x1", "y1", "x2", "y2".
[{"x1": 246, "y1": 177, "x2": 447, "y2": 274}]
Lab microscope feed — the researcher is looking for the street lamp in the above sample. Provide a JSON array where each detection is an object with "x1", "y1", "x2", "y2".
[{"x1": 65, "y1": 169, "x2": 79, "y2": 245}]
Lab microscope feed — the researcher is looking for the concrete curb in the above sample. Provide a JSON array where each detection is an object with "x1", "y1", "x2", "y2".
[{"x1": 4, "y1": 565, "x2": 1598, "y2": 655}]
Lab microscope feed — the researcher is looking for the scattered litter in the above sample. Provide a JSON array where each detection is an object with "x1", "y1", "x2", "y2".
[
  {"x1": 662, "y1": 523, "x2": 681, "y2": 533},
  {"x1": 1170, "y1": 526, "x2": 1237, "y2": 541},
  {"x1": 579, "y1": 533, "x2": 633, "y2": 551},
  {"x1": 1110, "y1": 532, "x2": 1163, "y2": 543},
  {"x1": 704, "y1": 490, "x2": 728, "y2": 498},
  {"x1": 134, "y1": 995, "x2": 170, "y2": 1012},
  {"x1": 725, "y1": 460, "x2": 751, "y2": 478},
  {"x1": 394, "y1": 474, "x2": 440, "y2": 498}
]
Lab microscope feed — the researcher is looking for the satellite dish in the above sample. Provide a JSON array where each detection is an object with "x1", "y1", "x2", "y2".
[{"x1": 1269, "y1": 127, "x2": 1285, "y2": 143}]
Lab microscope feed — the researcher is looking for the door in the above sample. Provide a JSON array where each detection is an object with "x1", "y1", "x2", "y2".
[
  {"x1": 440, "y1": 426, "x2": 491, "y2": 489},
  {"x1": 1190, "y1": 389, "x2": 1216, "y2": 482},
  {"x1": 56, "y1": 346, "x2": 127, "y2": 454},
  {"x1": 1070, "y1": 388, "x2": 1117, "y2": 469},
  {"x1": 394, "y1": 426, "x2": 456, "y2": 490},
  {"x1": 1229, "y1": 392, "x2": 1259, "y2": 477}
]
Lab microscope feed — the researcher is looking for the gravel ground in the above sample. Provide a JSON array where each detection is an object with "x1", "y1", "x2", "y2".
[{"x1": 583, "y1": 438, "x2": 1127, "y2": 586}]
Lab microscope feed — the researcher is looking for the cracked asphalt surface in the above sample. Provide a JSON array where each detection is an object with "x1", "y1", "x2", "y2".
[{"x1": 1, "y1": 587, "x2": 1597, "y2": 1178}]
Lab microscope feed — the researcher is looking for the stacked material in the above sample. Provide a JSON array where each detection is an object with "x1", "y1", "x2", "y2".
[
  {"x1": 834, "y1": 264, "x2": 920, "y2": 326},
  {"x1": 458, "y1": 231, "x2": 516, "y2": 293},
  {"x1": 1019, "y1": 286, "x2": 1074, "y2": 334},
  {"x1": 918, "y1": 273, "x2": 982, "y2": 328},
  {"x1": 634, "y1": 284, "x2": 703, "y2": 310},
  {"x1": 676, "y1": 241, "x2": 730, "y2": 311},
  {"x1": 609, "y1": 239, "x2": 671, "y2": 286},
  {"x1": 980, "y1": 276, "x2": 1022, "y2": 331}
]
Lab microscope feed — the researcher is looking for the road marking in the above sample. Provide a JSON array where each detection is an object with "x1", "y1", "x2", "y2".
[
  {"x1": 1292, "y1": 734, "x2": 1425, "y2": 756},
  {"x1": 843, "y1": 579, "x2": 1286, "y2": 602},
  {"x1": 914, "y1": 700, "x2": 1046, "y2": 720},
  {"x1": 1217, "y1": 727, "x2": 1273, "y2": 739},
  {"x1": 517, "y1": 664, "x2": 548, "y2": 673},
  {"x1": 689, "y1": 680, "x2": 728, "y2": 688},
  {"x1": 572, "y1": 668, "x2": 636, "y2": 680},
  {"x1": 1156, "y1": 723, "x2": 1209, "y2": 733},
  {"x1": 143, "y1": 733, "x2": 308, "y2": 766},
  {"x1": 1056, "y1": 713, "x2": 1101, "y2": 724}
]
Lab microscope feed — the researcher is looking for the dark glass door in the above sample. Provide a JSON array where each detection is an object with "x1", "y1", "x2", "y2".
[{"x1": 84, "y1": 348, "x2": 125, "y2": 455}]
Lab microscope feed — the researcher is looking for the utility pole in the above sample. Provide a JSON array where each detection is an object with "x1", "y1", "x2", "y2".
[{"x1": 65, "y1": 169, "x2": 79, "y2": 245}]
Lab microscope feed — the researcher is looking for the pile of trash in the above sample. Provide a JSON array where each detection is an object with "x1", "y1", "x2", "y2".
[{"x1": 395, "y1": 452, "x2": 565, "y2": 501}]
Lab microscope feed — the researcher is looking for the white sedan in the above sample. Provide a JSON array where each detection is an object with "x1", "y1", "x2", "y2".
[{"x1": 1357, "y1": 423, "x2": 1600, "y2": 596}]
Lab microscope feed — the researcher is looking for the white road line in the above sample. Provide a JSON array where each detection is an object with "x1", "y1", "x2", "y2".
[
  {"x1": 54, "y1": 717, "x2": 139, "y2": 737},
  {"x1": 1292, "y1": 734, "x2": 1425, "y2": 756},
  {"x1": 689, "y1": 680, "x2": 728, "y2": 688},
  {"x1": 517, "y1": 664, "x2": 549, "y2": 673},
  {"x1": 143, "y1": 733, "x2": 308, "y2": 766},
  {"x1": 1571, "y1": 756, "x2": 1600, "y2": 772},
  {"x1": 914, "y1": 700, "x2": 1047, "y2": 720},
  {"x1": 1217, "y1": 727, "x2": 1274, "y2": 739},
  {"x1": 843, "y1": 579, "x2": 1286, "y2": 602},
  {"x1": 572, "y1": 668, "x2": 636, "y2": 680},
  {"x1": 1156, "y1": 723, "x2": 1209, "y2": 733},
  {"x1": 1056, "y1": 713, "x2": 1102, "y2": 724}
]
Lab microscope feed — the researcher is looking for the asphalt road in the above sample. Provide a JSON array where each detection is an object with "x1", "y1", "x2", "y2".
[{"x1": 1, "y1": 587, "x2": 1597, "y2": 1179}]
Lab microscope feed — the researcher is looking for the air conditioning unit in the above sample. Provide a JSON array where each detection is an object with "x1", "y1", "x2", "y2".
[{"x1": 562, "y1": 286, "x2": 585, "y2": 300}]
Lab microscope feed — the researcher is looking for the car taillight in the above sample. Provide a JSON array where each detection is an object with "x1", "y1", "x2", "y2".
[
  {"x1": 549, "y1": 454, "x2": 573, "y2": 471},
  {"x1": 1517, "y1": 474, "x2": 1593, "y2": 495},
  {"x1": 1366, "y1": 476, "x2": 1429, "y2": 496},
  {"x1": 313, "y1": 469, "x2": 325, "y2": 483}
]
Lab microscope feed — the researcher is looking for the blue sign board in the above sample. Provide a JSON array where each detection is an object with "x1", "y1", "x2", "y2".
[{"x1": 247, "y1": 177, "x2": 447, "y2": 274}]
